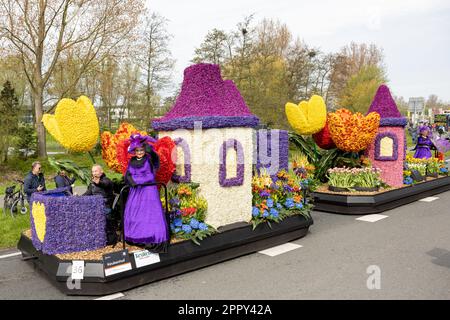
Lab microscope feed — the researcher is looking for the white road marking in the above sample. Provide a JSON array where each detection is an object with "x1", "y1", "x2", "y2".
[
  {"x1": 258, "y1": 243, "x2": 303, "y2": 257},
  {"x1": 0, "y1": 252, "x2": 21, "y2": 259},
  {"x1": 94, "y1": 293, "x2": 125, "y2": 300},
  {"x1": 419, "y1": 197, "x2": 439, "y2": 202},
  {"x1": 356, "y1": 214, "x2": 389, "y2": 223}
]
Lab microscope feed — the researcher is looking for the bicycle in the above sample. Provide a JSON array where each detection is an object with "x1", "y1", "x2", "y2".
[{"x1": 3, "y1": 180, "x2": 28, "y2": 218}]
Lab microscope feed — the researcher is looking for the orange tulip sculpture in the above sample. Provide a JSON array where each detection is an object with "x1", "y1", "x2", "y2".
[{"x1": 328, "y1": 109, "x2": 381, "y2": 153}]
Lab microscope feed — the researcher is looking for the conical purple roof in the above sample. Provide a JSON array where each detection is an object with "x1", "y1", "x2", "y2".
[
  {"x1": 152, "y1": 64, "x2": 259, "y2": 131},
  {"x1": 368, "y1": 85, "x2": 407, "y2": 127}
]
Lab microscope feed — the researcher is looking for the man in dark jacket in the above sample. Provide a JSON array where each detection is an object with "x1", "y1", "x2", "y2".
[
  {"x1": 83, "y1": 165, "x2": 117, "y2": 245},
  {"x1": 24, "y1": 161, "x2": 47, "y2": 203},
  {"x1": 54, "y1": 170, "x2": 76, "y2": 194},
  {"x1": 83, "y1": 165, "x2": 114, "y2": 209}
]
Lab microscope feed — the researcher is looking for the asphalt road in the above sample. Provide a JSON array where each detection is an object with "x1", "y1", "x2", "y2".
[{"x1": 1, "y1": 190, "x2": 449, "y2": 300}]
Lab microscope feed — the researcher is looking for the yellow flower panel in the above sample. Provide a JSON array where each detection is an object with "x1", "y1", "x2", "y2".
[{"x1": 32, "y1": 202, "x2": 47, "y2": 242}]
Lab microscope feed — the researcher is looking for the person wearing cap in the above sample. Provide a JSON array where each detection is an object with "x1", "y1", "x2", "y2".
[
  {"x1": 413, "y1": 126, "x2": 436, "y2": 159},
  {"x1": 123, "y1": 133, "x2": 169, "y2": 253}
]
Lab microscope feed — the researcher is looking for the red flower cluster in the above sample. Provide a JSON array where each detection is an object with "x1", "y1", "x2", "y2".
[
  {"x1": 150, "y1": 137, "x2": 175, "y2": 185},
  {"x1": 181, "y1": 207, "x2": 197, "y2": 217},
  {"x1": 313, "y1": 118, "x2": 336, "y2": 150}
]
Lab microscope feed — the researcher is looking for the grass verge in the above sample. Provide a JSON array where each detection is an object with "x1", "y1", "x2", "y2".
[{"x1": 0, "y1": 208, "x2": 30, "y2": 250}]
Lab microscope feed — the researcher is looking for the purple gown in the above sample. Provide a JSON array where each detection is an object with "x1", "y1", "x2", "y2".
[
  {"x1": 414, "y1": 136, "x2": 434, "y2": 159},
  {"x1": 124, "y1": 155, "x2": 168, "y2": 252}
]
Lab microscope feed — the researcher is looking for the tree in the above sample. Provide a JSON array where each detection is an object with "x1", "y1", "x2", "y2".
[
  {"x1": 0, "y1": 0, "x2": 145, "y2": 158},
  {"x1": 192, "y1": 28, "x2": 229, "y2": 65},
  {"x1": 328, "y1": 42, "x2": 385, "y2": 108},
  {"x1": 0, "y1": 81, "x2": 20, "y2": 162},
  {"x1": 0, "y1": 54, "x2": 29, "y2": 109},
  {"x1": 337, "y1": 65, "x2": 387, "y2": 114},
  {"x1": 14, "y1": 123, "x2": 37, "y2": 159},
  {"x1": 394, "y1": 95, "x2": 409, "y2": 116},
  {"x1": 137, "y1": 12, "x2": 174, "y2": 123}
]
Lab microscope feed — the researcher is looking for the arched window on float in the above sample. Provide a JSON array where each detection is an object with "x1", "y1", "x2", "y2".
[
  {"x1": 172, "y1": 138, "x2": 191, "y2": 183},
  {"x1": 219, "y1": 139, "x2": 244, "y2": 187},
  {"x1": 375, "y1": 132, "x2": 399, "y2": 161}
]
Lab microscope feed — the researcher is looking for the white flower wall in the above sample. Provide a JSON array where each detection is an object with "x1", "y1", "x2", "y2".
[{"x1": 160, "y1": 127, "x2": 254, "y2": 229}]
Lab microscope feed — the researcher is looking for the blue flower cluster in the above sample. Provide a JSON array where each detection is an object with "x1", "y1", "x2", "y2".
[
  {"x1": 404, "y1": 177, "x2": 414, "y2": 185},
  {"x1": 269, "y1": 208, "x2": 279, "y2": 218},
  {"x1": 440, "y1": 168, "x2": 448, "y2": 174},
  {"x1": 284, "y1": 198, "x2": 295, "y2": 209},
  {"x1": 170, "y1": 217, "x2": 209, "y2": 235}
]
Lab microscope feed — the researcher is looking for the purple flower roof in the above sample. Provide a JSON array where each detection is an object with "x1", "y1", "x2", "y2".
[
  {"x1": 368, "y1": 85, "x2": 407, "y2": 127},
  {"x1": 152, "y1": 64, "x2": 259, "y2": 131}
]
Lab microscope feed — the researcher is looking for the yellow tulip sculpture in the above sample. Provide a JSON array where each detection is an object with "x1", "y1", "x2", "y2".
[
  {"x1": 285, "y1": 95, "x2": 327, "y2": 135},
  {"x1": 42, "y1": 96, "x2": 100, "y2": 152}
]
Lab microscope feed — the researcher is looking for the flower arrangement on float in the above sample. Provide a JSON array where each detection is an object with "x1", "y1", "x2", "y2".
[
  {"x1": 403, "y1": 170, "x2": 414, "y2": 185},
  {"x1": 405, "y1": 155, "x2": 448, "y2": 178},
  {"x1": 251, "y1": 170, "x2": 312, "y2": 229},
  {"x1": 327, "y1": 167, "x2": 384, "y2": 191},
  {"x1": 164, "y1": 183, "x2": 216, "y2": 245}
]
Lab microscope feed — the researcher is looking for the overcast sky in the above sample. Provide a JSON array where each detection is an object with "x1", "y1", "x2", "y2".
[{"x1": 146, "y1": 0, "x2": 450, "y2": 103}]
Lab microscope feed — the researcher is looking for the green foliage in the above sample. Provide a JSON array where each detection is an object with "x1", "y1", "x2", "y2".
[
  {"x1": 288, "y1": 133, "x2": 320, "y2": 164},
  {"x1": 0, "y1": 208, "x2": 30, "y2": 249},
  {"x1": 337, "y1": 65, "x2": 387, "y2": 114},
  {"x1": 47, "y1": 157, "x2": 92, "y2": 186},
  {"x1": 14, "y1": 123, "x2": 37, "y2": 159},
  {"x1": 0, "y1": 81, "x2": 20, "y2": 163},
  {"x1": 289, "y1": 132, "x2": 340, "y2": 182}
]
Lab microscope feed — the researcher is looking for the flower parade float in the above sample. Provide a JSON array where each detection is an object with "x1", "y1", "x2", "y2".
[
  {"x1": 286, "y1": 85, "x2": 450, "y2": 215},
  {"x1": 17, "y1": 64, "x2": 313, "y2": 296}
]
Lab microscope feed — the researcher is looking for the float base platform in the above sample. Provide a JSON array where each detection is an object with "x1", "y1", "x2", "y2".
[
  {"x1": 17, "y1": 215, "x2": 312, "y2": 296},
  {"x1": 312, "y1": 176, "x2": 450, "y2": 215}
]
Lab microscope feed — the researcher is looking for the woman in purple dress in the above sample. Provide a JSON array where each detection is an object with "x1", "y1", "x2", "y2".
[
  {"x1": 413, "y1": 126, "x2": 436, "y2": 159},
  {"x1": 124, "y1": 134, "x2": 169, "y2": 253}
]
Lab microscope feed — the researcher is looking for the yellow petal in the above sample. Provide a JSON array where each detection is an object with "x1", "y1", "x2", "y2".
[
  {"x1": 32, "y1": 202, "x2": 47, "y2": 242},
  {"x1": 42, "y1": 114, "x2": 63, "y2": 143},
  {"x1": 43, "y1": 96, "x2": 99, "y2": 152},
  {"x1": 285, "y1": 95, "x2": 327, "y2": 135}
]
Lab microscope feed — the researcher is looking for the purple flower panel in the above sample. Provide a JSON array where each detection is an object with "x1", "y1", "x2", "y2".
[
  {"x1": 30, "y1": 189, "x2": 106, "y2": 255},
  {"x1": 368, "y1": 85, "x2": 402, "y2": 118},
  {"x1": 380, "y1": 117, "x2": 408, "y2": 127},
  {"x1": 151, "y1": 64, "x2": 259, "y2": 131},
  {"x1": 153, "y1": 115, "x2": 259, "y2": 131},
  {"x1": 219, "y1": 139, "x2": 245, "y2": 187},
  {"x1": 172, "y1": 138, "x2": 192, "y2": 183},
  {"x1": 374, "y1": 132, "x2": 399, "y2": 161},
  {"x1": 256, "y1": 130, "x2": 289, "y2": 179}
]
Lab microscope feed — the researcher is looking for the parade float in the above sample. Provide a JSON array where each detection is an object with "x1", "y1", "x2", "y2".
[
  {"x1": 285, "y1": 85, "x2": 450, "y2": 215},
  {"x1": 17, "y1": 64, "x2": 313, "y2": 296}
]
